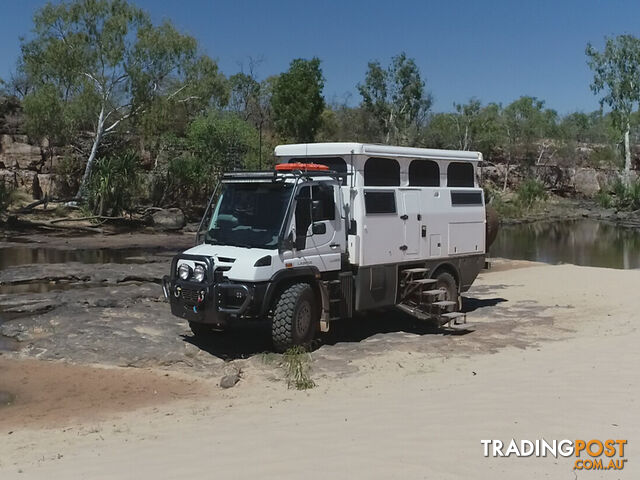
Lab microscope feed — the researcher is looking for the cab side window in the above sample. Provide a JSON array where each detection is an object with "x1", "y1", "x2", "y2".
[
  {"x1": 294, "y1": 185, "x2": 335, "y2": 249},
  {"x1": 311, "y1": 185, "x2": 335, "y2": 221},
  {"x1": 295, "y1": 187, "x2": 312, "y2": 250}
]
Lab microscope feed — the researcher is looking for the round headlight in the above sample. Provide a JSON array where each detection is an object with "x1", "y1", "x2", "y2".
[
  {"x1": 178, "y1": 263, "x2": 191, "y2": 280},
  {"x1": 193, "y1": 264, "x2": 205, "y2": 282}
]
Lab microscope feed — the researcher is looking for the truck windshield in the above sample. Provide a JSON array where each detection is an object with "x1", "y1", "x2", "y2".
[{"x1": 205, "y1": 183, "x2": 294, "y2": 249}]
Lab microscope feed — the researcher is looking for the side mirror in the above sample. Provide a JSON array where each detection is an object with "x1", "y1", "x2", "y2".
[{"x1": 311, "y1": 222, "x2": 326, "y2": 235}]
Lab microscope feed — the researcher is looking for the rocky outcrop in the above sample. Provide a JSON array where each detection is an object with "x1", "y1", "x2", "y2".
[
  {"x1": 572, "y1": 168, "x2": 608, "y2": 196},
  {"x1": 481, "y1": 164, "x2": 624, "y2": 196},
  {"x1": 0, "y1": 134, "x2": 66, "y2": 198},
  {"x1": 0, "y1": 134, "x2": 42, "y2": 170},
  {"x1": 148, "y1": 208, "x2": 186, "y2": 230}
]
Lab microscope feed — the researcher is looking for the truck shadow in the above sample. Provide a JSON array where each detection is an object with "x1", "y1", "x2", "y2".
[
  {"x1": 462, "y1": 296, "x2": 508, "y2": 313},
  {"x1": 181, "y1": 296, "x2": 508, "y2": 360}
]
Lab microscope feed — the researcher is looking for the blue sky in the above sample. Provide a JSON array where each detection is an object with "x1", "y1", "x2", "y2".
[{"x1": 1, "y1": 0, "x2": 639, "y2": 114}]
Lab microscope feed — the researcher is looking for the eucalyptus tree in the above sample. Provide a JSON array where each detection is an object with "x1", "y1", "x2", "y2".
[
  {"x1": 586, "y1": 35, "x2": 640, "y2": 179},
  {"x1": 229, "y1": 61, "x2": 273, "y2": 166},
  {"x1": 358, "y1": 52, "x2": 432, "y2": 145},
  {"x1": 18, "y1": 0, "x2": 227, "y2": 200},
  {"x1": 501, "y1": 96, "x2": 557, "y2": 190}
]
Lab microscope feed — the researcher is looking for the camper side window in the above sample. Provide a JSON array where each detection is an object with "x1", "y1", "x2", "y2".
[
  {"x1": 409, "y1": 160, "x2": 440, "y2": 186},
  {"x1": 364, "y1": 157, "x2": 400, "y2": 186},
  {"x1": 447, "y1": 162, "x2": 475, "y2": 187},
  {"x1": 364, "y1": 191, "x2": 396, "y2": 214}
]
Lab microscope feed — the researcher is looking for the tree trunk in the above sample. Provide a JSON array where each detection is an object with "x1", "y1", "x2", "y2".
[
  {"x1": 463, "y1": 124, "x2": 469, "y2": 151},
  {"x1": 503, "y1": 152, "x2": 511, "y2": 192},
  {"x1": 624, "y1": 120, "x2": 632, "y2": 184},
  {"x1": 75, "y1": 106, "x2": 105, "y2": 201}
]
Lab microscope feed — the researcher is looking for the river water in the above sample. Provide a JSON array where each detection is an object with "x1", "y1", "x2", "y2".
[
  {"x1": 491, "y1": 219, "x2": 640, "y2": 270},
  {"x1": 1, "y1": 220, "x2": 638, "y2": 272}
]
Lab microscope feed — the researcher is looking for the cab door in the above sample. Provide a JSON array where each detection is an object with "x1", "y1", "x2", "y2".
[{"x1": 292, "y1": 182, "x2": 344, "y2": 272}]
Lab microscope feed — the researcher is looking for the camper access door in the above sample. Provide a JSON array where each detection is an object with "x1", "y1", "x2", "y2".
[{"x1": 399, "y1": 189, "x2": 421, "y2": 257}]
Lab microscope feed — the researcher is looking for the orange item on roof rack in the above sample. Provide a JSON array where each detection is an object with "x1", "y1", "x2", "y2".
[{"x1": 275, "y1": 162, "x2": 329, "y2": 172}]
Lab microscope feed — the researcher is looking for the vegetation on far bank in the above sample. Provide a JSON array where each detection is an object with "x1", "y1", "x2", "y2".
[
  {"x1": 1, "y1": 0, "x2": 640, "y2": 220},
  {"x1": 596, "y1": 178, "x2": 640, "y2": 211},
  {"x1": 487, "y1": 180, "x2": 549, "y2": 219}
]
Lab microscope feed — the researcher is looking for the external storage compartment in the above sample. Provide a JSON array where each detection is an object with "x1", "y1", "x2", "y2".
[{"x1": 448, "y1": 222, "x2": 485, "y2": 255}]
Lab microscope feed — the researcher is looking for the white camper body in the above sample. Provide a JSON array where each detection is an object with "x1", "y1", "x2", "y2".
[{"x1": 165, "y1": 143, "x2": 488, "y2": 351}]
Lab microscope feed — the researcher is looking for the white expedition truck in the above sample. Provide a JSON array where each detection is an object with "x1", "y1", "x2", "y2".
[{"x1": 163, "y1": 142, "x2": 496, "y2": 352}]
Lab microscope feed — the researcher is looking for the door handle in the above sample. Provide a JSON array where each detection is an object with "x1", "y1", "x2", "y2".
[
  {"x1": 399, "y1": 245, "x2": 408, "y2": 251},
  {"x1": 400, "y1": 214, "x2": 408, "y2": 220},
  {"x1": 330, "y1": 243, "x2": 340, "y2": 249}
]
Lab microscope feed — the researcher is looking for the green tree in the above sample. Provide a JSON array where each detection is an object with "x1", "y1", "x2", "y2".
[
  {"x1": 501, "y1": 96, "x2": 557, "y2": 189},
  {"x1": 163, "y1": 111, "x2": 258, "y2": 208},
  {"x1": 423, "y1": 112, "x2": 458, "y2": 149},
  {"x1": 452, "y1": 99, "x2": 482, "y2": 150},
  {"x1": 271, "y1": 58, "x2": 325, "y2": 142},
  {"x1": 358, "y1": 52, "x2": 432, "y2": 145},
  {"x1": 187, "y1": 111, "x2": 258, "y2": 171},
  {"x1": 18, "y1": 0, "x2": 227, "y2": 200},
  {"x1": 316, "y1": 99, "x2": 381, "y2": 143},
  {"x1": 586, "y1": 35, "x2": 640, "y2": 179},
  {"x1": 229, "y1": 65, "x2": 273, "y2": 167},
  {"x1": 423, "y1": 101, "x2": 503, "y2": 157},
  {"x1": 473, "y1": 102, "x2": 504, "y2": 156}
]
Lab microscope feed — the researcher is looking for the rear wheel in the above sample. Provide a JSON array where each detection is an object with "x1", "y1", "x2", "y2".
[
  {"x1": 271, "y1": 283, "x2": 318, "y2": 352},
  {"x1": 434, "y1": 271, "x2": 459, "y2": 311}
]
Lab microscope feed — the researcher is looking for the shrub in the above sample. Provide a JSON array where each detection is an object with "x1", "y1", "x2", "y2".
[
  {"x1": 588, "y1": 145, "x2": 620, "y2": 168},
  {"x1": 596, "y1": 177, "x2": 640, "y2": 211},
  {"x1": 164, "y1": 154, "x2": 217, "y2": 210},
  {"x1": 595, "y1": 189, "x2": 613, "y2": 208},
  {"x1": 87, "y1": 151, "x2": 142, "y2": 216},
  {"x1": 486, "y1": 179, "x2": 548, "y2": 218},
  {"x1": 0, "y1": 179, "x2": 13, "y2": 213},
  {"x1": 55, "y1": 155, "x2": 85, "y2": 199},
  {"x1": 515, "y1": 179, "x2": 547, "y2": 211},
  {"x1": 488, "y1": 191, "x2": 520, "y2": 218},
  {"x1": 627, "y1": 180, "x2": 640, "y2": 210}
]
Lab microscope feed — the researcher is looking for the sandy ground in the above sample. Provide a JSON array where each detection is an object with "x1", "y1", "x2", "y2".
[{"x1": 0, "y1": 262, "x2": 638, "y2": 479}]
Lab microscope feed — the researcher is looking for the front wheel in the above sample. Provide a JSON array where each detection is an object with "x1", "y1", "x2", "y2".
[{"x1": 271, "y1": 283, "x2": 318, "y2": 353}]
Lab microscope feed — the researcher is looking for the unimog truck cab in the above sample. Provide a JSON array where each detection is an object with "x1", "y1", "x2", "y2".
[{"x1": 164, "y1": 143, "x2": 493, "y2": 352}]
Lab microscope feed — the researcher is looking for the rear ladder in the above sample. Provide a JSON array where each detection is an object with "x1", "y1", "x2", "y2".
[{"x1": 397, "y1": 267, "x2": 472, "y2": 331}]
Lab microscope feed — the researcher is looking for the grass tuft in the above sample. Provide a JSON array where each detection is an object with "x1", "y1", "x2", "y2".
[
  {"x1": 597, "y1": 177, "x2": 640, "y2": 211},
  {"x1": 282, "y1": 346, "x2": 316, "y2": 390}
]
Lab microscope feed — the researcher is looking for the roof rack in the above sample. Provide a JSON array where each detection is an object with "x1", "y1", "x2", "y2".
[{"x1": 221, "y1": 169, "x2": 349, "y2": 183}]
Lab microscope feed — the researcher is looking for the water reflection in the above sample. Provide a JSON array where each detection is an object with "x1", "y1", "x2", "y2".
[
  {"x1": 0, "y1": 246, "x2": 173, "y2": 269},
  {"x1": 491, "y1": 219, "x2": 640, "y2": 269}
]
